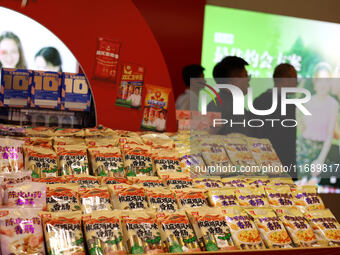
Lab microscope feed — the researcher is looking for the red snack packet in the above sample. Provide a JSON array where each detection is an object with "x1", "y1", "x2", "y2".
[{"x1": 93, "y1": 37, "x2": 120, "y2": 82}]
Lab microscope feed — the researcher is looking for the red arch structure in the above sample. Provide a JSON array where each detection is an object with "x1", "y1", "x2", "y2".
[{"x1": 0, "y1": 0, "x2": 176, "y2": 131}]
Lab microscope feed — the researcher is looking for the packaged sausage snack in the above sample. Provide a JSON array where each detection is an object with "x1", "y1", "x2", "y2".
[
  {"x1": 54, "y1": 128, "x2": 85, "y2": 137},
  {"x1": 40, "y1": 211, "x2": 85, "y2": 255},
  {"x1": 292, "y1": 185, "x2": 325, "y2": 212},
  {"x1": 246, "y1": 177, "x2": 271, "y2": 187},
  {"x1": 79, "y1": 187, "x2": 112, "y2": 214},
  {"x1": 152, "y1": 150, "x2": 182, "y2": 174},
  {"x1": 26, "y1": 127, "x2": 55, "y2": 137},
  {"x1": 235, "y1": 186, "x2": 269, "y2": 208},
  {"x1": 276, "y1": 207, "x2": 319, "y2": 247},
  {"x1": 271, "y1": 177, "x2": 296, "y2": 188},
  {"x1": 25, "y1": 136, "x2": 53, "y2": 149},
  {"x1": 172, "y1": 188, "x2": 207, "y2": 209},
  {"x1": 140, "y1": 85, "x2": 171, "y2": 132},
  {"x1": 264, "y1": 185, "x2": 295, "y2": 208},
  {"x1": 304, "y1": 209, "x2": 340, "y2": 246},
  {"x1": 24, "y1": 146, "x2": 58, "y2": 178},
  {"x1": 157, "y1": 210, "x2": 200, "y2": 253},
  {"x1": 109, "y1": 184, "x2": 148, "y2": 210},
  {"x1": 55, "y1": 144, "x2": 89, "y2": 175},
  {"x1": 145, "y1": 188, "x2": 178, "y2": 212},
  {"x1": 53, "y1": 137, "x2": 85, "y2": 146},
  {"x1": 33, "y1": 177, "x2": 66, "y2": 185},
  {"x1": 85, "y1": 137, "x2": 119, "y2": 148},
  {"x1": 82, "y1": 211, "x2": 126, "y2": 255},
  {"x1": 186, "y1": 207, "x2": 236, "y2": 251},
  {"x1": 193, "y1": 177, "x2": 224, "y2": 189},
  {"x1": 222, "y1": 207, "x2": 264, "y2": 250},
  {"x1": 0, "y1": 207, "x2": 45, "y2": 255},
  {"x1": 46, "y1": 183, "x2": 80, "y2": 212},
  {"x1": 64, "y1": 174, "x2": 100, "y2": 188},
  {"x1": 141, "y1": 133, "x2": 174, "y2": 148},
  {"x1": 84, "y1": 127, "x2": 118, "y2": 137},
  {"x1": 206, "y1": 188, "x2": 239, "y2": 208},
  {"x1": 0, "y1": 137, "x2": 25, "y2": 172},
  {"x1": 222, "y1": 177, "x2": 248, "y2": 188},
  {"x1": 0, "y1": 171, "x2": 32, "y2": 185},
  {"x1": 128, "y1": 176, "x2": 165, "y2": 189},
  {"x1": 245, "y1": 208, "x2": 293, "y2": 249},
  {"x1": 3, "y1": 182, "x2": 46, "y2": 209},
  {"x1": 159, "y1": 172, "x2": 193, "y2": 189},
  {"x1": 101, "y1": 177, "x2": 130, "y2": 185},
  {"x1": 88, "y1": 147, "x2": 124, "y2": 177},
  {"x1": 121, "y1": 209, "x2": 163, "y2": 254},
  {"x1": 122, "y1": 145, "x2": 153, "y2": 176}
]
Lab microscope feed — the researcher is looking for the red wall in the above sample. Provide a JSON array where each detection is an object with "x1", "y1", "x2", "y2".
[
  {"x1": 133, "y1": 0, "x2": 205, "y2": 100},
  {"x1": 0, "y1": 0, "x2": 177, "y2": 131}
]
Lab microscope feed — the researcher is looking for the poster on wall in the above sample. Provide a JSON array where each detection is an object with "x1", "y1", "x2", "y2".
[
  {"x1": 93, "y1": 37, "x2": 120, "y2": 82},
  {"x1": 141, "y1": 85, "x2": 171, "y2": 132},
  {"x1": 115, "y1": 63, "x2": 144, "y2": 109}
]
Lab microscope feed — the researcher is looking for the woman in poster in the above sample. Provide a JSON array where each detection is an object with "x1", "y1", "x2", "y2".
[
  {"x1": 297, "y1": 62, "x2": 338, "y2": 180},
  {"x1": 0, "y1": 31, "x2": 27, "y2": 69}
]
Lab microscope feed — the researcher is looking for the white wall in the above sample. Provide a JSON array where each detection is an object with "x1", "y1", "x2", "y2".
[{"x1": 0, "y1": 7, "x2": 78, "y2": 73}]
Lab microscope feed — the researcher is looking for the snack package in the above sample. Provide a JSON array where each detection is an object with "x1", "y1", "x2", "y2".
[
  {"x1": 25, "y1": 127, "x2": 55, "y2": 137},
  {"x1": 206, "y1": 188, "x2": 239, "y2": 207},
  {"x1": 172, "y1": 188, "x2": 207, "y2": 209},
  {"x1": 186, "y1": 207, "x2": 236, "y2": 251},
  {"x1": 178, "y1": 150, "x2": 206, "y2": 178},
  {"x1": 83, "y1": 211, "x2": 126, "y2": 255},
  {"x1": 85, "y1": 137, "x2": 119, "y2": 148},
  {"x1": 116, "y1": 63, "x2": 144, "y2": 109},
  {"x1": 54, "y1": 128, "x2": 85, "y2": 137},
  {"x1": 235, "y1": 186, "x2": 269, "y2": 207},
  {"x1": 93, "y1": 37, "x2": 120, "y2": 82},
  {"x1": 292, "y1": 185, "x2": 325, "y2": 212},
  {"x1": 101, "y1": 177, "x2": 130, "y2": 185},
  {"x1": 119, "y1": 136, "x2": 144, "y2": 146},
  {"x1": 160, "y1": 172, "x2": 193, "y2": 189},
  {"x1": 157, "y1": 210, "x2": 200, "y2": 253},
  {"x1": 304, "y1": 209, "x2": 340, "y2": 246},
  {"x1": 84, "y1": 126, "x2": 117, "y2": 137},
  {"x1": 88, "y1": 147, "x2": 124, "y2": 177},
  {"x1": 246, "y1": 137, "x2": 283, "y2": 171},
  {"x1": 0, "y1": 207, "x2": 45, "y2": 255},
  {"x1": 55, "y1": 144, "x2": 89, "y2": 175},
  {"x1": 141, "y1": 133, "x2": 173, "y2": 148},
  {"x1": 0, "y1": 137, "x2": 25, "y2": 172},
  {"x1": 24, "y1": 146, "x2": 58, "y2": 178},
  {"x1": 245, "y1": 208, "x2": 293, "y2": 248},
  {"x1": 40, "y1": 211, "x2": 85, "y2": 255},
  {"x1": 121, "y1": 209, "x2": 163, "y2": 254},
  {"x1": 3, "y1": 182, "x2": 46, "y2": 209},
  {"x1": 271, "y1": 177, "x2": 296, "y2": 188},
  {"x1": 140, "y1": 85, "x2": 171, "y2": 132},
  {"x1": 223, "y1": 138, "x2": 258, "y2": 169},
  {"x1": 246, "y1": 177, "x2": 271, "y2": 187},
  {"x1": 46, "y1": 184, "x2": 80, "y2": 212},
  {"x1": 222, "y1": 177, "x2": 247, "y2": 188},
  {"x1": 25, "y1": 136, "x2": 53, "y2": 149},
  {"x1": 153, "y1": 151, "x2": 182, "y2": 174},
  {"x1": 79, "y1": 187, "x2": 112, "y2": 214},
  {"x1": 122, "y1": 145, "x2": 153, "y2": 176},
  {"x1": 129, "y1": 176, "x2": 165, "y2": 189},
  {"x1": 276, "y1": 208, "x2": 319, "y2": 247},
  {"x1": 145, "y1": 188, "x2": 178, "y2": 212},
  {"x1": 0, "y1": 124, "x2": 26, "y2": 137},
  {"x1": 265, "y1": 185, "x2": 295, "y2": 208},
  {"x1": 0, "y1": 171, "x2": 32, "y2": 185},
  {"x1": 109, "y1": 184, "x2": 148, "y2": 210},
  {"x1": 53, "y1": 137, "x2": 85, "y2": 146},
  {"x1": 222, "y1": 207, "x2": 264, "y2": 249},
  {"x1": 33, "y1": 176, "x2": 66, "y2": 185},
  {"x1": 64, "y1": 175, "x2": 100, "y2": 188},
  {"x1": 193, "y1": 177, "x2": 224, "y2": 189}
]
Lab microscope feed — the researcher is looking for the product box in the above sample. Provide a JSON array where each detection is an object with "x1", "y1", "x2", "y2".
[
  {"x1": 61, "y1": 73, "x2": 91, "y2": 111},
  {"x1": 0, "y1": 68, "x2": 32, "y2": 107},
  {"x1": 115, "y1": 63, "x2": 144, "y2": 109},
  {"x1": 31, "y1": 71, "x2": 62, "y2": 109}
]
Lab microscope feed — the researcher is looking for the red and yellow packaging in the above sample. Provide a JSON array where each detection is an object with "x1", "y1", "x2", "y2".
[
  {"x1": 64, "y1": 174, "x2": 100, "y2": 188},
  {"x1": 172, "y1": 188, "x2": 207, "y2": 209},
  {"x1": 235, "y1": 186, "x2": 269, "y2": 208},
  {"x1": 79, "y1": 187, "x2": 112, "y2": 214},
  {"x1": 46, "y1": 183, "x2": 80, "y2": 212},
  {"x1": 109, "y1": 184, "x2": 147, "y2": 210},
  {"x1": 264, "y1": 185, "x2": 295, "y2": 208},
  {"x1": 292, "y1": 185, "x2": 325, "y2": 212},
  {"x1": 145, "y1": 188, "x2": 178, "y2": 212}
]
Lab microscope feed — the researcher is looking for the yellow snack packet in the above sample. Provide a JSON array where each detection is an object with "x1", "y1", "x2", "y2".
[
  {"x1": 207, "y1": 188, "x2": 239, "y2": 207},
  {"x1": 122, "y1": 145, "x2": 154, "y2": 176},
  {"x1": 82, "y1": 210, "x2": 126, "y2": 255},
  {"x1": 245, "y1": 208, "x2": 293, "y2": 248},
  {"x1": 109, "y1": 184, "x2": 147, "y2": 210},
  {"x1": 121, "y1": 209, "x2": 164, "y2": 254},
  {"x1": 271, "y1": 177, "x2": 296, "y2": 188},
  {"x1": 186, "y1": 207, "x2": 236, "y2": 251},
  {"x1": 40, "y1": 211, "x2": 85, "y2": 255},
  {"x1": 264, "y1": 185, "x2": 295, "y2": 208},
  {"x1": 152, "y1": 150, "x2": 182, "y2": 174},
  {"x1": 292, "y1": 185, "x2": 325, "y2": 212},
  {"x1": 222, "y1": 177, "x2": 247, "y2": 188},
  {"x1": 235, "y1": 186, "x2": 269, "y2": 207},
  {"x1": 159, "y1": 172, "x2": 193, "y2": 189},
  {"x1": 46, "y1": 183, "x2": 80, "y2": 212},
  {"x1": 193, "y1": 177, "x2": 224, "y2": 189},
  {"x1": 128, "y1": 176, "x2": 165, "y2": 189},
  {"x1": 246, "y1": 177, "x2": 271, "y2": 187},
  {"x1": 88, "y1": 147, "x2": 124, "y2": 177},
  {"x1": 276, "y1": 207, "x2": 319, "y2": 247},
  {"x1": 145, "y1": 188, "x2": 178, "y2": 212},
  {"x1": 222, "y1": 207, "x2": 264, "y2": 249},
  {"x1": 157, "y1": 210, "x2": 200, "y2": 252},
  {"x1": 304, "y1": 209, "x2": 340, "y2": 246},
  {"x1": 172, "y1": 188, "x2": 207, "y2": 209},
  {"x1": 223, "y1": 138, "x2": 258, "y2": 168}
]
